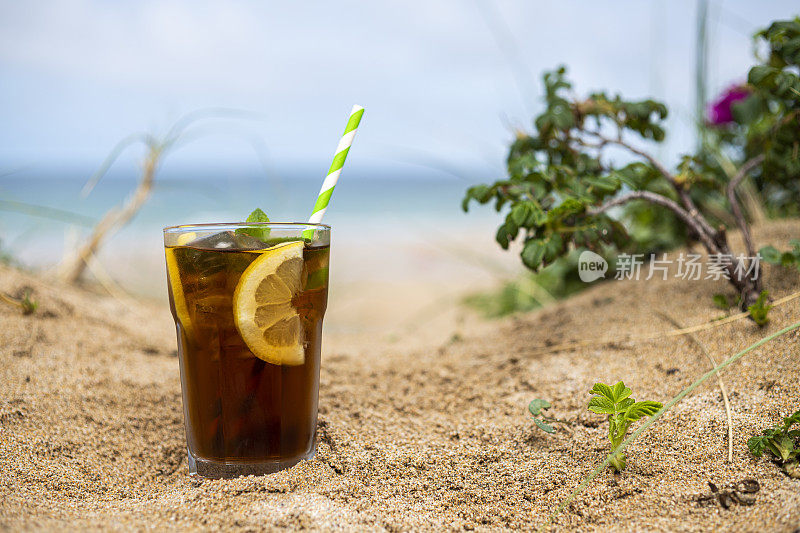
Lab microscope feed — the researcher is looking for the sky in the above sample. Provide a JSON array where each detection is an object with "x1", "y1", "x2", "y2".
[{"x1": 0, "y1": 0, "x2": 797, "y2": 179}]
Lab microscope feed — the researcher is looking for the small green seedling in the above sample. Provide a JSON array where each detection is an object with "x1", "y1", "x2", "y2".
[
  {"x1": 748, "y1": 410, "x2": 800, "y2": 479},
  {"x1": 588, "y1": 381, "x2": 662, "y2": 471},
  {"x1": 0, "y1": 288, "x2": 38, "y2": 315},
  {"x1": 20, "y1": 289, "x2": 38, "y2": 314},
  {"x1": 528, "y1": 399, "x2": 556, "y2": 434},
  {"x1": 747, "y1": 290, "x2": 772, "y2": 327},
  {"x1": 712, "y1": 294, "x2": 730, "y2": 310},
  {"x1": 760, "y1": 240, "x2": 800, "y2": 271}
]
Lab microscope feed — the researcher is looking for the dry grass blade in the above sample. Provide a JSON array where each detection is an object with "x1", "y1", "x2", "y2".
[{"x1": 657, "y1": 311, "x2": 734, "y2": 463}]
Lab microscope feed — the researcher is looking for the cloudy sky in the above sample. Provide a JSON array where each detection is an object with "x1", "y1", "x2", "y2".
[{"x1": 0, "y1": 1, "x2": 797, "y2": 178}]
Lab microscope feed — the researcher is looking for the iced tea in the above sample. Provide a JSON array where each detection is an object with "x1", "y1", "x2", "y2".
[{"x1": 164, "y1": 224, "x2": 329, "y2": 478}]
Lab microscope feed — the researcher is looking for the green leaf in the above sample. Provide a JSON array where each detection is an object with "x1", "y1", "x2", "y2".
[
  {"x1": 731, "y1": 95, "x2": 763, "y2": 124},
  {"x1": 748, "y1": 65, "x2": 777, "y2": 86},
  {"x1": 583, "y1": 175, "x2": 619, "y2": 195},
  {"x1": 528, "y1": 399, "x2": 551, "y2": 416},
  {"x1": 784, "y1": 410, "x2": 800, "y2": 428},
  {"x1": 780, "y1": 252, "x2": 797, "y2": 266},
  {"x1": 624, "y1": 401, "x2": 662, "y2": 421},
  {"x1": 587, "y1": 396, "x2": 615, "y2": 414},
  {"x1": 521, "y1": 239, "x2": 546, "y2": 270},
  {"x1": 548, "y1": 198, "x2": 585, "y2": 220},
  {"x1": 611, "y1": 381, "x2": 632, "y2": 403},
  {"x1": 747, "y1": 290, "x2": 773, "y2": 327},
  {"x1": 246, "y1": 208, "x2": 269, "y2": 223},
  {"x1": 462, "y1": 184, "x2": 493, "y2": 211},
  {"x1": 618, "y1": 398, "x2": 635, "y2": 411},
  {"x1": 766, "y1": 435, "x2": 795, "y2": 462},
  {"x1": 20, "y1": 289, "x2": 38, "y2": 315},
  {"x1": 748, "y1": 435, "x2": 768, "y2": 457},
  {"x1": 236, "y1": 208, "x2": 271, "y2": 242},
  {"x1": 712, "y1": 294, "x2": 730, "y2": 310},
  {"x1": 511, "y1": 203, "x2": 529, "y2": 226},
  {"x1": 510, "y1": 202, "x2": 547, "y2": 228},
  {"x1": 759, "y1": 246, "x2": 781, "y2": 264},
  {"x1": 495, "y1": 225, "x2": 512, "y2": 250},
  {"x1": 532, "y1": 418, "x2": 556, "y2": 434},
  {"x1": 541, "y1": 234, "x2": 564, "y2": 264},
  {"x1": 589, "y1": 383, "x2": 615, "y2": 401}
]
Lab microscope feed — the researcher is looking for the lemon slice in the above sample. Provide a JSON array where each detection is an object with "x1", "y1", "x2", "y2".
[
  {"x1": 233, "y1": 241, "x2": 306, "y2": 365},
  {"x1": 165, "y1": 248, "x2": 194, "y2": 338},
  {"x1": 176, "y1": 231, "x2": 197, "y2": 246}
]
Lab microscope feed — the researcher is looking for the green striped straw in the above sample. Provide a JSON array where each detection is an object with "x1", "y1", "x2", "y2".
[{"x1": 303, "y1": 104, "x2": 364, "y2": 239}]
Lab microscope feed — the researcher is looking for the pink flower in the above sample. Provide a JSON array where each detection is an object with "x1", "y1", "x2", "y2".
[{"x1": 706, "y1": 84, "x2": 751, "y2": 125}]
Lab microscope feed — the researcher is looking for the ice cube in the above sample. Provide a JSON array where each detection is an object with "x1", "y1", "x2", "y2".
[
  {"x1": 190, "y1": 231, "x2": 268, "y2": 250},
  {"x1": 231, "y1": 232, "x2": 270, "y2": 250},
  {"x1": 191, "y1": 231, "x2": 240, "y2": 250}
]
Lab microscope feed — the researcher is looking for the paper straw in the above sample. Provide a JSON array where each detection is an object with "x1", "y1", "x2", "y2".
[{"x1": 303, "y1": 105, "x2": 364, "y2": 238}]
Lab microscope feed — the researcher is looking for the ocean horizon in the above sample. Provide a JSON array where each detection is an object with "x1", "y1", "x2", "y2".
[{"x1": 0, "y1": 167, "x2": 513, "y2": 297}]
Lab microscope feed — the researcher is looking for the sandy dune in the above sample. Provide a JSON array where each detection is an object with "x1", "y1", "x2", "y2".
[{"x1": 1, "y1": 222, "x2": 799, "y2": 531}]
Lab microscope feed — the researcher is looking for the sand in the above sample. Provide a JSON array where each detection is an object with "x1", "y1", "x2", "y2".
[{"x1": 1, "y1": 221, "x2": 799, "y2": 532}]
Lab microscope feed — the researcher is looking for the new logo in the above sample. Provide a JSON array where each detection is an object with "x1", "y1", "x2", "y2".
[{"x1": 578, "y1": 251, "x2": 608, "y2": 282}]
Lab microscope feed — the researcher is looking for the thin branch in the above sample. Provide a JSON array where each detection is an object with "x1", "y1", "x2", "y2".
[
  {"x1": 657, "y1": 311, "x2": 734, "y2": 463},
  {"x1": 573, "y1": 138, "x2": 608, "y2": 151},
  {"x1": 586, "y1": 131, "x2": 676, "y2": 185},
  {"x1": 709, "y1": 147, "x2": 766, "y2": 223},
  {"x1": 61, "y1": 108, "x2": 271, "y2": 284},
  {"x1": 726, "y1": 154, "x2": 765, "y2": 258},
  {"x1": 589, "y1": 190, "x2": 720, "y2": 253},
  {"x1": 585, "y1": 130, "x2": 718, "y2": 239},
  {"x1": 58, "y1": 147, "x2": 161, "y2": 283},
  {"x1": 81, "y1": 133, "x2": 156, "y2": 197}
]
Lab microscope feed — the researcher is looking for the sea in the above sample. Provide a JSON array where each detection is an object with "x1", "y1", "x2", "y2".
[{"x1": 0, "y1": 166, "x2": 513, "y2": 297}]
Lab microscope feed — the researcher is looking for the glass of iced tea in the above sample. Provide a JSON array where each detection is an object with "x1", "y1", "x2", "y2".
[{"x1": 163, "y1": 222, "x2": 329, "y2": 478}]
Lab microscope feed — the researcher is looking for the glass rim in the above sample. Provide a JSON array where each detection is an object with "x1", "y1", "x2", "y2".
[{"x1": 163, "y1": 221, "x2": 331, "y2": 233}]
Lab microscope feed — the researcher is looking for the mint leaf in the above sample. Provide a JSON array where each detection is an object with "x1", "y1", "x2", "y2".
[
  {"x1": 305, "y1": 266, "x2": 329, "y2": 291},
  {"x1": 236, "y1": 208, "x2": 270, "y2": 242},
  {"x1": 246, "y1": 208, "x2": 269, "y2": 223}
]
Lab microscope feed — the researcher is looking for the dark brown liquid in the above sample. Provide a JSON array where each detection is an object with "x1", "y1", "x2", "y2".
[{"x1": 166, "y1": 243, "x2": 328, "y2": 462}]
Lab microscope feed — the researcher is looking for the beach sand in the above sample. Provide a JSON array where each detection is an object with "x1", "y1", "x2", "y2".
[{"x1": 1, "y1": 221, "x2": 799, "y2": 531}]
